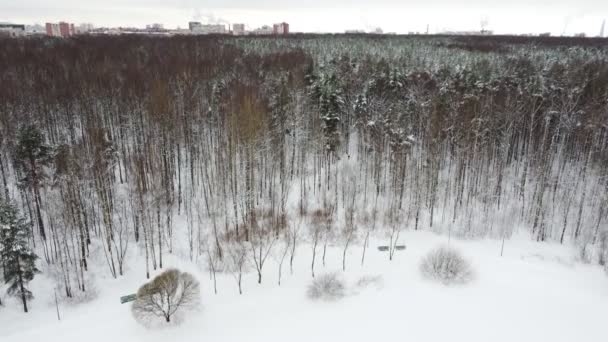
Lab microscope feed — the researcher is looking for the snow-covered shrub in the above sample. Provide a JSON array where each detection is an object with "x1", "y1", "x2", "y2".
[
  {"x1": 132, "y1": 269, "x2": 201, "y2": 327},
  {"x1": 420, "y1": 246, "x2": 474, "y2": 285},
  {"x1": 307, "y1": 272, "x2": 346, "y2": 301}
]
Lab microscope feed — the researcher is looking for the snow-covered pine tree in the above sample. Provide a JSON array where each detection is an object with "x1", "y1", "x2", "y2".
[
  {"x1": 0, "y1": 200, "x2": 39, "y2": 313},
  {"x1": 309, "y1": 72, "x2": 344, "y2": 154}
]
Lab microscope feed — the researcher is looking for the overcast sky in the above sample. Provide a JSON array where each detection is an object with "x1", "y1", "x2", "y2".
[{"x1": 2, "y1": 0, "x2": 607, "y2": 35}]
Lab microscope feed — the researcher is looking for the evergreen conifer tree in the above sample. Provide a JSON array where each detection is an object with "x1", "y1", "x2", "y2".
[
  {"x1": 14, "y1": 125, "x2": 52, "y2": 241},
  {"x1": 0, "y1": 201, "x2": 39, "y2": 313}
]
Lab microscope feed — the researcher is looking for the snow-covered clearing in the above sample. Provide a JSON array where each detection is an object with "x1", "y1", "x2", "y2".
[{"x1": 1, "y1": 230, "x2": 607, "y2": 342}]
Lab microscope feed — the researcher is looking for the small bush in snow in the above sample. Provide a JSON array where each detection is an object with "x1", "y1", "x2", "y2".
[
  {"x1": 132, "y1": 269, "x2": 201, "y2": 327},
  {"x1": 420, "y1": 246, "x2": 474, "y2": 285},
  {"x1": 307, "y1": 272, "x2": 346, "y2": 301}
]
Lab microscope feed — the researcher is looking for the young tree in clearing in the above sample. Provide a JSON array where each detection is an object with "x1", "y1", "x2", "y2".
[
  {"x1": 386, "y1": 208, "x2": 405, "y2": 261},
  {"x1": 248, "y1": 213, "x2": 276, "y2": 284},
  {"x1": 13, "y1": 125, "x2": 52, "y2": 242},
  {"x1": 274, "y1": 230, "x2": 292, "y2": 286},
  {"x1": 309, "y1": 206, "x2": 332, "y2": 278},
  {"x1": 112, "y1": 197, "x2": 131, "y2": 276},
  {"x1": 321, "y1": 203, "x2": 336, "y2": 267},
  {"x1": 226, "y1": 241, "x2": 248, "y2": 294},
  {"x1": 132, "y1": 269, "x2": 200, "y2": 324},
  {"x1": 203, "y1": 238, "x2": 221, "y2": 295},
  {"x1": 341, "y1": 208, "x2": 357, "y2": 271},
  {"x1": 341, "y1": 161, "x2": 358, "y2": 271},
  {"x1": 0, "y1": 200, "x2": 39, "y2": 313},
  {"x1": 359, "y1": 209, "x2": 376, "y2": 266},
  {"x1": 288, "y1": 217, "x2": 303, "y2": 275}
]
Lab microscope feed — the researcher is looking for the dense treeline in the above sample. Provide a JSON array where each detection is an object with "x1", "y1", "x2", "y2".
[{"x1": 0, "y1": 35, "x2": 607, "y2": 308}]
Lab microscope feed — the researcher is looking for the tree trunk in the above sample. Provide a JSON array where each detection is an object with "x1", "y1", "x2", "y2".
[
  {"x1": 361, "y1": 231, "x2": 369, "y2": 266},
  {"x1": 17, "y1": 256, "x2": 28, "y2": 313}
]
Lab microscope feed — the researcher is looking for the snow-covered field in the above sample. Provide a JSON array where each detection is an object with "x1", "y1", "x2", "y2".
[{"x1": 2, "y1": 230, "x2": 607, "y2": 342}]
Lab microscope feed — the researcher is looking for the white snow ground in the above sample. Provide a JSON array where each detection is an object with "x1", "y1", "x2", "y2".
[{"x1": 1, "y1": 230, "x2": 607, "y2": 342}]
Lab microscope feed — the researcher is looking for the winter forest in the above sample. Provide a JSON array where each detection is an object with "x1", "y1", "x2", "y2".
[{"x1": 1, "y1": 34, "x2": 608, "y2": 340}]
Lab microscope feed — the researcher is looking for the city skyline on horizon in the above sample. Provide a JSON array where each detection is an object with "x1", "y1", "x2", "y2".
[{"x1": 2, "y1": 1, "x2": 608, "y2": 36}]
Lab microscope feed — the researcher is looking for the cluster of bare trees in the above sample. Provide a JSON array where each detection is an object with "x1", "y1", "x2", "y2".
[{"x1": 0, "y1": 35, "x2": 606, "y2": 301}]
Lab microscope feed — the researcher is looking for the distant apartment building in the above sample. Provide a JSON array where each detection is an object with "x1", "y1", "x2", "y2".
[
  {"x1": 146, "y1": 23, "x2": 164, "y2": 31},
  {"x1": 0, "y1": 22, "x2": 26, "y2": 37},
  {"x1": 76, "y1": 23, "x2": 95, "y2": 34},
  {"x1": 25, "y1": 24, "x2": 46, "y2": 36},
  {"x1": 203, "y1": 24, "x2": 226, "y2": 34},
  {"x1": 252, "y1": 25, "x2": 274, "y2": 35},
  {"x1": 273, "y1": 22, "x2": 289, "y2": 35},
  {"x1": 232, "y1": 23, "x2": 246, "y2": 35},
  {"x1": 46, "y1": 22, "x2": 75, "y2": 37},
  {"x1": 59, "y1": 22, "x2": 75, "y2": 37},
  {"x1": 46, "y1": 23, "x2": 60, "y2": 37},
  {"x1": 189, "y1": 22, "x2": 226, "y2": 34},
  {"x1": 439, "y1": 30, "x2": 493, "y2": 36},
  {"x1": 189, "y1": 21, "x2": 202, "y2": 31}
]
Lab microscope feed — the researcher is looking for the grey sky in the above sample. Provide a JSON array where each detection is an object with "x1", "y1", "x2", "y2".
[{"x1": 2, "y1": 0, "x2": 607, "y2": 35}]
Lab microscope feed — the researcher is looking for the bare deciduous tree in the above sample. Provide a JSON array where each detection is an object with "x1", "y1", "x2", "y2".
[
  {"x1": 226, "y1": 241, "x2": 248, "y2": 294},
  {"x1": 275, "y1": 232, "x2": 291, "y2": 286},
  {"x1": 132, "y1": 269, "x2": 200, "y2": 325},
  {"x1": 248, "y1": 212, "x2": 276, "y2": 284},
  {"x1": 288, "y1": 218, "x2": 302, "y2": 275}
]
